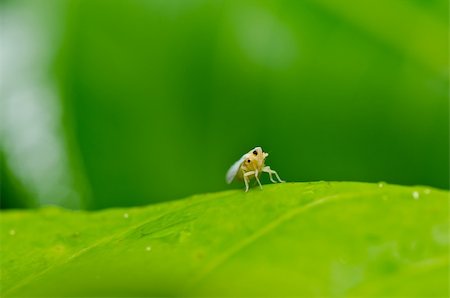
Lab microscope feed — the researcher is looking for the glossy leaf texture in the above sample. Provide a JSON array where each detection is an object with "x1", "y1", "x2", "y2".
[{"x1": 1, "y1": 182, "x2": 448, "y2": 297}]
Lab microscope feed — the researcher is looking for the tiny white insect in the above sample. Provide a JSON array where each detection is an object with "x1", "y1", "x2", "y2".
[{"x1": 226, "y1": 146, "x2": 285, "y2": 192}]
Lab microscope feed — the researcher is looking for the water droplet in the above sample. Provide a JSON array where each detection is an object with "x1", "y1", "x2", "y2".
[
  {"x1": 9, "y1": 229, "x2": 16, "y2": 236},
  {"x1": 146, "y1": 246, "x2": 152, "y2": 251},
  {"x1": 123, "y1": 213, "x2": 129, "y2": 219},
  {"x1": 412, "y1": 191, "x2": 420, "y2": 200},
  {"x1": 424, "y1": 189, "x2": 431, "y2": 195},
  {"x1": 378, "y1": 182, "x2": 386, "y2": 188}
]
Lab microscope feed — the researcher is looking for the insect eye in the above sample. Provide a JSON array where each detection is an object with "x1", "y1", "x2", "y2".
[
  {"x1": 247, "y1": 159, "x2": 251, "y2": 163},
  {"x1": 253, "y1": 150, "x2": 257, "y2": 155}
]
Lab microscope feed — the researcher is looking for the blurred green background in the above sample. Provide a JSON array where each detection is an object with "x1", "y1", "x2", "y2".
[{"x1": 1, "y1": 0, "x2": 448, "y2": 210}]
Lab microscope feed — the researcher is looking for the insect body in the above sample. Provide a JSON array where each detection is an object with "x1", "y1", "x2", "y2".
[{"x1": 226, "y1": 147, "x2": 285, "y2": 192}]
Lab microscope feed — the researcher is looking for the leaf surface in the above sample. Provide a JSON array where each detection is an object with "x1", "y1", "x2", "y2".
[{"x1": 1, "y1": 182, "x2": 448, "y2": 297}]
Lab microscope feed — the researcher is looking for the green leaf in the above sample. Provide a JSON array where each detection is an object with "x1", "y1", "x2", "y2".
[{"x1": 1, "y1": 182, "x2": 448, "y2": 297}]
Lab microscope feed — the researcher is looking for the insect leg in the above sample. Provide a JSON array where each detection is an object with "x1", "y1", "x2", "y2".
[
  {"x1": 243, "y1": 171, "x2": 256, "y2": 192},
  {"x1": 244, "y1": 176, "x2": 249, "y2": 192},
  {"x1": 272, "y1": 169, "x2": 285, "y2": 183},
  {"x1": 262, "y1": 166, "x2": 277, "y2": 183},
  {"x1": 254, "y1": 169, "x2": 263, "y2": 189},
  {"x1": 263, "y1": 166, "x2": 285, "y2": 183}
]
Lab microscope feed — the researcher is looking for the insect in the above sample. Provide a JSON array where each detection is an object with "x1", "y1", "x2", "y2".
[{"x1": 226, "y1": 146, "x2": 285, "y2": 192}]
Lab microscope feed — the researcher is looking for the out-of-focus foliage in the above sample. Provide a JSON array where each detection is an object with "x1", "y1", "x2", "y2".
[
  {"x1": 1, "y1": 0, "x2": 448, "y2": 209},
  {"x1": 0, "y1": 152, "x2": 36, "y2": 208},
  {"x1": 1, "y1": 182, "x2": 448, "y2": 297}
]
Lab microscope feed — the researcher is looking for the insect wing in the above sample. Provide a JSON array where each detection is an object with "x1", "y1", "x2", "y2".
[{"x1": 226, "y1": 154, "x2": 247, "y2": 184}]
